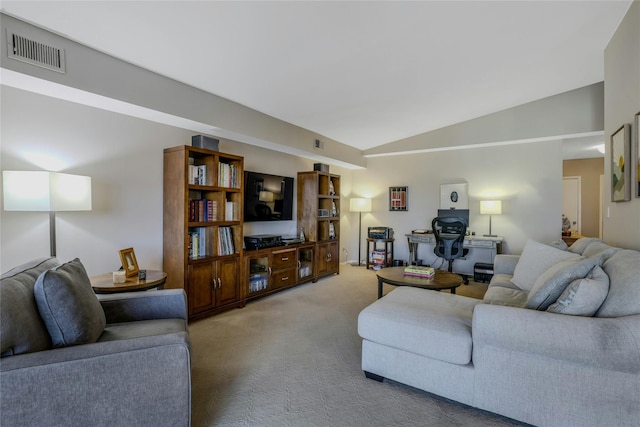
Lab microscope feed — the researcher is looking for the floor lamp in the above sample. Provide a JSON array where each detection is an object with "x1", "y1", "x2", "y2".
[
  {"x1": 480, "y1": 200, "x2": 502, "y2": 237},
  {"x1": 350, "y1": 197, "x2": 372, "y2": 266},
  {"x1": 3, "y1": 171, "x2": 92, "y2": 256}
]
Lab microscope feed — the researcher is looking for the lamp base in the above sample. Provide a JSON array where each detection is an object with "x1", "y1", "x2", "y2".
[{"x1": 483, "y1": 234, "x2": 497, "y2": 237}]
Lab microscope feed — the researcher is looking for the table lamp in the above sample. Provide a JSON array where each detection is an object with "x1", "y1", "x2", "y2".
[
  {"x1": 3, "y1": 171, "x2": 92, "y2": 256},
  {"x1": 480, "y1": 200, "x2": 502, "y2": 237},
  {"x1": 350, "y1": 197, "x2": 372, "y2": 266}
]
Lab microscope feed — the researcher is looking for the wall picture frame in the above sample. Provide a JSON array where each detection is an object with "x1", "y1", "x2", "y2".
[
  {"x1": 440, "y1": 183, "x2": 469, "y2": 209},
  {"x1": 389, "y1": 186, "x2": 408, "y2": 211},
  {"x1": 611, "y1": 123, "x2": 631, "y2": 202},
  {"x1": 119, "y1": 247, "x2": 139, "y2": 277}
]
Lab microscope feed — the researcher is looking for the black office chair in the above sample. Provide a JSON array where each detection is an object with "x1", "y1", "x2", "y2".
[{"x1": 431, "y1": 216, "x2": 469, "y2": 283}]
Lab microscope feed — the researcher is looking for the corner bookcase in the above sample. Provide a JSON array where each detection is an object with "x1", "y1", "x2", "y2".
[
  {"x1": 163, "y1": 145, "x2": 245, "y2": 319},
  {"x1": 297, "y1": 171, "x2": 340, "y2": 278}
]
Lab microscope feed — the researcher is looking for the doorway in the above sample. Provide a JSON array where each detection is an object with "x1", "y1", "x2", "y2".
[{"x1": 562, "y1": 176, "x2": 581, "y2": 235}]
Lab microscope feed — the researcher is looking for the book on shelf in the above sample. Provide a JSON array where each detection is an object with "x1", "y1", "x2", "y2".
[
  {"x1": 225, "y1": 201, "x2": 236, "y2": 221},
  {"x1": 188, "y1": 199, "x2": 217, "y2": 222},
  {"x1": 403, "y1": 266, "x2": 435, "y2": 278},
  {"x1": 218, "y1": 162, "x2": 238, "y2": 188},
  {"x1": 217, "y1": 226, "x2": 235, "y2": 256},
  {"x1": 188, "y1": 227, "x2": 208, "y2": 259},
  {"x1": 188, "y1": 164, "x2": 207, "y2": 185}
]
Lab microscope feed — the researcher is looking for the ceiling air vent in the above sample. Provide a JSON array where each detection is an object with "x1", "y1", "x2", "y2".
[{"x1": 7, "y1": 31, "x2": 65, "y2": 73}]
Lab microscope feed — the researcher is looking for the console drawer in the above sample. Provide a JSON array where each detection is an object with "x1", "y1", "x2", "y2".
[
  {"x1": 272, "y1": 267, "x2": 296, "y2": 289},
  {"x1": 272, "y1": 249, "x2": 296, "y2": 270}
]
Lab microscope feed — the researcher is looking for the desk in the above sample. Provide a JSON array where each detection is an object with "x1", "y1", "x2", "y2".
[
  {"x1": 406, "y1": 233, "x2": 503, "y2": 277},
  {"x1": 90, "y1": 270, "x2": 167, "y2": 293}
]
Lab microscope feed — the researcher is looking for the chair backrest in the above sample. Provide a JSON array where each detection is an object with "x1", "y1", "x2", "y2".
[{"x1": 431, "y1": 216, "x2": 467, "y2": 261}]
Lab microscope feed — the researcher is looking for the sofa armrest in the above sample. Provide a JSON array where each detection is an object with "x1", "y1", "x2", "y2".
[
  {"x1": 1, "y1": 334, "x2": 190, "y2": 426},
  {"x1": 492, "y1": 254, "x2": 520, "y2": 275},
  {"x1": 472, "y1": 304, "x2": 640, "y2": 374},
  {"x1": 98, "y1": 289, "x2": 187, "y2": 323}
]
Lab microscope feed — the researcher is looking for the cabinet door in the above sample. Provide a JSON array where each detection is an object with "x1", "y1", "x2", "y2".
[
  {"x1": 326, "y1": 241, "x2": 339, "y2": 273},
  {"x1": 297, "y1": 246, "x2": 314, "y2": 281},
  {"x1": 216, "y1": 258, "x2": 240, "y2": 307},
  {"x1": 188, "y1": 263, "x2": 215, "y2": 315},
  {"x1": 317, "y1": 242, "x2": 338, "y2": 276},
  {"x1": 247, "y1": 254, "x2": 270, "y2": 297}
]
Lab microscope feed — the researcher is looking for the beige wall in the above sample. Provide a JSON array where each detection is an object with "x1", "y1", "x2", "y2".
[
  {"x1": 563, "y1": 158, "x2": 604, "y2": 238},
  {"x1": 603, "y1": 0, "x2": 640, "y2": 250}
]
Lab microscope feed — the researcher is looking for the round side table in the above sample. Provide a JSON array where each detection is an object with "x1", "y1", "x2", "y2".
[{"x1": 90, "y1": 270, "x2": 167, "y2": 294}]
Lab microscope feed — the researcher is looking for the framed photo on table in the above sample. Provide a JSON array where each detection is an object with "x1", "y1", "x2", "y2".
[
  {"x1": 119, "y1": 247, "x2": 139, "y2": 277},
  {"x1": 611, "y1": 123, "x2": 631, "y2": 202}
]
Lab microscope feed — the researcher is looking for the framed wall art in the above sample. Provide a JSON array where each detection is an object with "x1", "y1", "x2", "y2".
[
  {"x1": 389, "y1": 186, "x2": 408, "y2": 211},
  {"x1": 611, "y1": 123, "x2": 631, "y2": 202},
  {"x1": 440, "y1": 183, "x2": 469, "y2": 210}
]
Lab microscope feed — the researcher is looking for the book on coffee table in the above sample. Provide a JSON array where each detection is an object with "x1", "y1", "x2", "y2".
[{"x1": 403, "y1": 266, "x2": 435, "y2": 279}]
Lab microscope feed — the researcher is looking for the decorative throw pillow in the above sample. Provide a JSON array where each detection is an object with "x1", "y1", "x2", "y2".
[
  {"x1": 34, "y1": 258, "x2": 106, "y2": 347},
  {"x1": 526, "y1": 257, "x2": 599, "y2": 310},
  {"x1": 511, "y1": 240, "x2": 580, "y2": 291},
  {"x1": 549, "y1": 240, "x2": 569, "y2": 251},
  {"x1": 547, "y1": 266, "x2": 609, "y2": 316}
]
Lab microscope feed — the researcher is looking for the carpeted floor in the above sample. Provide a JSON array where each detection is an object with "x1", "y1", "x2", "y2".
[{"x1": 189, "y1": 265, "x2": 526, "y2": 426}]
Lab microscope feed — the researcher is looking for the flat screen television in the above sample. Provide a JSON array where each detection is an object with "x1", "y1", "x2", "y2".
[{"x1": 244, "y1": 171, "x2": 294, "y2": 222}]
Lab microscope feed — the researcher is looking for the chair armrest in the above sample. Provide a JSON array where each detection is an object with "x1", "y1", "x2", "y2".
[
  {"x1": 1, "y1": 335, "x2": 190, "y2": 426},
  {"x1": 472, "y1": 304, "x2": 640, "y2": 374},
  {"x1": 98, "y1": 289, "x2": 187, "y2": 323},
  {"x1": 492, "y1": 254, "x2": 520, "y2": 275}
]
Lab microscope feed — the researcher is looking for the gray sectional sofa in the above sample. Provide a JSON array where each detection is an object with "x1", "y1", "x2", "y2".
[
  {"x1": 0, "y1": 257, "x2": 191, "y2": 427},
  {"x1": 358, "y1": 238, "x2": 640, "y2": 427}
]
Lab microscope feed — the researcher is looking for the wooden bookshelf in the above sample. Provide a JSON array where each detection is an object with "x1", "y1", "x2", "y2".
[{"x1": 163, "y1": 145, "x2": 245, "y2": 319}]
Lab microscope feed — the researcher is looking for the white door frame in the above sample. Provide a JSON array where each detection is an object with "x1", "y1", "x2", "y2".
[{"x1": 562, "y1": 176, "x2": 582, "y2": 235}]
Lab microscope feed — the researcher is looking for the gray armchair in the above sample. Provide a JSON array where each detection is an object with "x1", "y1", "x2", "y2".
[{"x1": 0, "y1": 257, "x2": 191, "y2": 427}]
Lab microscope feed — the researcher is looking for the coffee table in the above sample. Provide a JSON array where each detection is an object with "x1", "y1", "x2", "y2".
[
  {"x1": 90, "y1": 270, "x2": 167, "y2": 293},
  {"x1": 375, "y1": 267, "x2": 463, "y2": 299}
]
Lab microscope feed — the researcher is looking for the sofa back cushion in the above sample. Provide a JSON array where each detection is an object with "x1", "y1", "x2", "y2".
[
  {"x1": 526, "y1": 256, "x2": 599, "y2": 310},
  {"x1": 0, "y1": 257, "x2": 59, "y2": 356},
  {"x1": 511, "y1": 240, "x2": 579, "y2": 291},
  {"x1": 596, "y1": 249, "x2": 640, "y2": 317},
  {"x1": 34, "y1": 258, "x2": 106, "y2": 347},
  {"x1": 568, "y1": 237, "x2": 604, "y2": 255}
]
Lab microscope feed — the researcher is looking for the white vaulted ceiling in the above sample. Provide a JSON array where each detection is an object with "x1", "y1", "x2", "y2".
[{"x1": 0, "y1": 1, "x2": 632, "y2": 156}]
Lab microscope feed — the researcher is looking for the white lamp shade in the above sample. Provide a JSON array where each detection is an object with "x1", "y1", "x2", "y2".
[
  {"x1": 350, "y1": 197, "x2": 372, "y2": 213},
  {"x1": 3, "y1": 171, "x2": 92, "y2": 211},
  {"x1": 480, "y1": 200, "x2": 502, "y2": 215},
  {"x1": 258, "y1": 191, "x2": 274, "y2": 202}
]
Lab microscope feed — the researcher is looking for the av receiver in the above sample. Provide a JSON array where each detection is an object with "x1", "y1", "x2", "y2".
[
  {"x1": 368, "y1": 227, "x2": 393, "y2": 239},
  {"x1": 244, "y1": 234, "x2": 283, "y2": 250}
]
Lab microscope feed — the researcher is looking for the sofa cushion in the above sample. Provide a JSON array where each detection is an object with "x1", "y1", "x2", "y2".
[
  {"x1": 511, "y1": 240, "x2": 579, "y2": 291},
  {"x1": 0, "y1": 257, "x2": 59, "y2": 356},
  {"x1": 358, "y1": 287, "x2": 482, "y2": 365},
  {"x1": 596, "y1": 249, "x2": 640, "y2": 317},
  {"x1": 526, "y1": 257, "x2": 598, "y2": 310},
  {"x1": 34, "y1": 258, "x2": 106, "y2": 347},
  {"x1": 483, "y1": 286, "x2": 528, "y2": 307},
  {"x1": 568, "y1": 237, "x2": 604, "y2": 255},
  {"x1": 546, "y1": 266, "x2": 609, "y2": 316},
  {"x1": 549, "y1": 239, "x2": 569, "y2": 251}
]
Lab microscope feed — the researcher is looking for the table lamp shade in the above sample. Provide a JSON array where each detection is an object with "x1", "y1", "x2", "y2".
[
  {"x1": 480, "y1": 200, "x2": 502, "y2": 215},
  {"x1": 258, "y1": 191, "x2": 274, "y2": 203},
  {"x1": 3, "y1": 171, "x2": 92, "y2": 211},
  {"x1": 350, "y1": 198, "x2": 372, "y2": 213}
]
